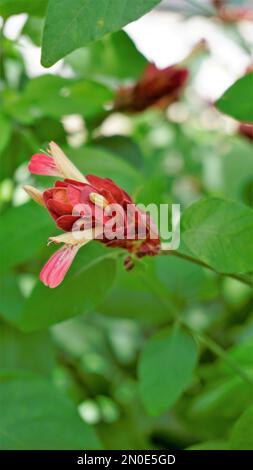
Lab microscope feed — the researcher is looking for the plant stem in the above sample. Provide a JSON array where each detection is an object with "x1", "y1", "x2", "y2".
[
  {"x1": 138, "y1": 253, "x2": 253, "y2": 388},
  {"x1": 160, "y1": 248, "x2": 253, "y2": 288},
  {"x1": 183, "y1": 322, "x2": 253, "y2": 388}
]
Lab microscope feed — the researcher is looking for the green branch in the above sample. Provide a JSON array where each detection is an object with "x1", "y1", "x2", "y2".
[
  {"x1": 160, "y1": 248, "x2": 253, "y2": 289},
  {"x1": 183, "y1": 323, "x2": 253, "y2": 389},
  {"x1": 139, "y1": 254, "x2": 253, "y2": 388}
]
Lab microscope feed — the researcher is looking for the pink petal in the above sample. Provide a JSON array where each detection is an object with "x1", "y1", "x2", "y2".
[
  {"x1": 28, "y1": 154, "x2": 60, "y2": 177},
  {"x1": 40, "y1": 244, "x2": 80, "y2": 288}
]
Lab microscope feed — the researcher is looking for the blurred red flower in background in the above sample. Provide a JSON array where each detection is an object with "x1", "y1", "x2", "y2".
[
  {"x1": 114, "y1": 63, "x2": 189, "y2": 112},
  {"x1": 113, "y1": 39, "x2": 209, "y2": 113},
  {"x1": 212, "y1": 0, "x2": 253, "y2": 23}
]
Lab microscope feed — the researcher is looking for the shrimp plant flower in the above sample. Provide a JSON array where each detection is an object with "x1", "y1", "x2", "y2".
[{"x1": 24, "y1": 142, "x2": 160, "y2": 288}]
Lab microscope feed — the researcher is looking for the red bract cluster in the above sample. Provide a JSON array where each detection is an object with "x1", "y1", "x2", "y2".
[
  {"x1": 24, "y1": 143, "x2": 160, "y2": 288},
  {"x1": 42, "y1": 176, "x2": 131, "y2": 231},
  {"x1": 114, "y1": 63, "x2": 188, "y2": 112},
  {"x1": 42, "y1": 176, "x2": 160, "y2": 254}
]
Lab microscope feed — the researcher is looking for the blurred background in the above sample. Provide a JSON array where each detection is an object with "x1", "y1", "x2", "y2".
[{"x1": 1, "y1": 0, "x2": 253, "y2": 450}]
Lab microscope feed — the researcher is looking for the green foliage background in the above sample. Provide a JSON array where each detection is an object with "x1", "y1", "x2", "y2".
[{"x1": 0, "y1": 0, "x2": 253, "y2": 450}]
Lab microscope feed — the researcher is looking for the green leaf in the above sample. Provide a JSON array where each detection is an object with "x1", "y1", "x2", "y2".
[
  {"x1": 230, "y1": 404, "x2": 253, "y2": 449},
  {"x1": 217, "y1": 336, "x2": 253, "y2": 377},
  {"x1": 0, "y1": 321, "x2": 55, "y2": 377},
  {"x1": 70, "y1": 145, "x2": 141, "y2": 194},
  {"x1": 0, "y1": 113, "x2": 12, "y2": 155},
  {"x1": 5, "y1": 75, "x2": 113, "y2": 124},
  {"x1": 181, "y1": 197, "x2": 253, "y2": 274},
  {"x1": 41, "y1": 0, "x2": 161, "y2": 67},
  {"x1": 97, "y1": 413, "x2": 148, "y2": 450},
  {"x1": 66, "y1": 30, "x2": 147, "y2": 81},
  {"x1": 156, "y1": 255, "x2": 218, "y2": 305},
  {"x1": 0, "y1": 127, "x2": 36, "y2": 180},
  {"x1": 0, "y1": 275, "x2": 24, "y2": 324},
  {"x1": 187, "y1": 441, "x2": 229, "y2": 450},
  {"x1": 216, "y1": 73, "x2": 253, "y2": 123},
  {"x1": 19, "y1": 245, "x2": 116, "y2": 331},
  {"x1": 99, "y1": 258, "x2": 171, "y2": 325},
  {"x1": 0, "y1": 373, "x2": 100, "y2": 449},
  {"x1": 0, "y1": 0, "x2": 48, "y2": 18},
  {"x1": 190, "y1": 375, "x2": 253, "y2": 418},
  {"x1": 220, "y1": 138, "x2": 253, "y2": 203},
  {"x1": 138, "y1": 324, "x2": 198, "y2": 415},
  {"x1": 0, "y1": 202, "x2": 54, "y2": 273},
  {"x1": 93, "y1": 135, "x2": 143, "y2": 169},
  {"x1": 32, "y1": 117, "x2": 67, "y2": 144},
  {"x1": 22, "y1": 16, "x2": 44, "y2": 47}
]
